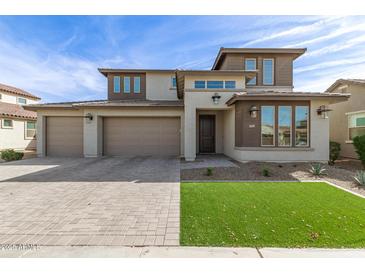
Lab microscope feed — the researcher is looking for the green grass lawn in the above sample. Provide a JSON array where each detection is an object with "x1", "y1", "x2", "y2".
[{"x1": 181, "y1": 182, "x2": 365, "y2": 248}]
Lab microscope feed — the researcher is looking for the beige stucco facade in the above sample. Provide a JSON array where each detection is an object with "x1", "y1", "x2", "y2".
[{"x1": 328, "y1": 83, "x2": 365, "y2": 158}]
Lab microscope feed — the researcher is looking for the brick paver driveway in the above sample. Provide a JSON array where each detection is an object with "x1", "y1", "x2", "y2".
[{"x1": 0, "y1": 156, "x2": 180, "y2": 246}]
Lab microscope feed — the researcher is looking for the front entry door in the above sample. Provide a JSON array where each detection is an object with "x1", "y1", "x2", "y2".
[{"x1": 199, "y1": 115, "x2": 215, "y2": 153}]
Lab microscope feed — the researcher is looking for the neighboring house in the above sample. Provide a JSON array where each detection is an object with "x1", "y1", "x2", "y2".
[
  {"x1": 0, "y1": 83, "x2": 41, "y2": 151},
  {"x1": 326, "y1": 79, "x2": 365, "y2": 159},
  {"x1": 25, "y1": 47, "x2": 349, "y2": 162}
]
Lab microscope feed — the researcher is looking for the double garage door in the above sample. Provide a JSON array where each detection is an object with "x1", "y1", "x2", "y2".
[{"x1": 46, "y1": 116, "x2": 180, "y2": 157}]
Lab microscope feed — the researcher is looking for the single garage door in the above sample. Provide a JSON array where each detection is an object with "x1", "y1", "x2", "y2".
[
  {"x1": 103, "y1": 117, "x2": 180, "y2": 156},
  {"x1": 46, "y1": 117, "x2": 84, "y2": 157}
]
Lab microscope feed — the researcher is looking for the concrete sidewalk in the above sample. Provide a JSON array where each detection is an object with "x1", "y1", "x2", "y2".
[{"x1": 1, "y1": 246, "x2": 365, "y2": 258}]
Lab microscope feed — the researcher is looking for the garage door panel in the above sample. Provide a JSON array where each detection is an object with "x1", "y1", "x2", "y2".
[
  {"x1": 104, "y1": 117, "x2": 180, "y2": 156},
  {"x1": 47, "y1": 117, "x2": 83, "y2": 157}
]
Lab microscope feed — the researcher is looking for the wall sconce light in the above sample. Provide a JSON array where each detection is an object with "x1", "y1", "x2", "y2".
[
  {"x1": 84, "y1": 113, "x2": 93, "y2": 121},
  {"x1": 249, "y1": 105, "x2": 259, "y2": 118},
  {"x1": 211, "y1": 93, "x2": 221, "y2": 105},
  {"x1": 317, "y1": 105, "x2": 332, "y2": 119}
]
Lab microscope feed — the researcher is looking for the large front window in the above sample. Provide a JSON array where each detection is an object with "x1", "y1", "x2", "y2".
[
  {"x1": 295, "y1": 106, "x2": 309, "y2": 146},
  {"x1": 261, "y1": 106, "x2": 275, "y2": 146},
  {"x1": 348, "y1": 112, "x2": 365, "y2": 140},
  {"x1": 278, "y1": 106, "x2": 292, "y2": 147},
  {"x1": 263, "y1": 59, "x2": 274, "y2": 85}
]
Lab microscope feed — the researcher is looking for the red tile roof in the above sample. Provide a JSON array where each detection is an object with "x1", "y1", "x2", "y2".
[
  {"x1": 0, "y1": 83, "x2": 41, "y2": 100},
  {"x1": 0, "y1": 102, "x2": 37, "y2": 120}
]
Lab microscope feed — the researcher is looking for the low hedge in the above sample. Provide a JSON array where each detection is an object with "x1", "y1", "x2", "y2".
[{"x1": 0, "y1": 149, "x2": 24, "y2": 162}]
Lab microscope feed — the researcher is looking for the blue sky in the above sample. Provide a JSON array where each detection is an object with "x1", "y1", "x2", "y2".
[{"x1": 0, "y1": 16, "x2": 365, "y2": 103}]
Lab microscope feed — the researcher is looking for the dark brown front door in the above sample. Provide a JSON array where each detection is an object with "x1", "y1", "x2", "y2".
[{"x1": 199, "y1": 115, "x2": 215, "y2": 153}]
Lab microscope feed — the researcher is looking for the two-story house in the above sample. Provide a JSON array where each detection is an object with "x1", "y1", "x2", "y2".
[
  {"x1": 0, "y1": 83, "x2": 40, "y2": 151},
  {"x1": 25, "y1": 47, "x2": 349, "y2": 162},
  {"x1": 326, "y1": 79, "x2": 365, "y2": 159}
]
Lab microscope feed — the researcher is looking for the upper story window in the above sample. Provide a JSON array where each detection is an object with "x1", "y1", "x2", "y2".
[
  {"x1": 295, "y1": 106, "x2": 309, "y2": 147},
  {"x1": 348, "y1": 111, "x2": 365, "y2": 140},
  {"x1": 224, "y1": 81, "x2": 236, "y2": 89},
  {"x1": 134, "y1": 77, "x2": 141, "y2": 93},
  {"x1": 17, "y1": 97, "x2": 27, "y2": 105},
  {"x1": 113, "y1": 76, "x2": 120, "y2": 93},
  {"x1": 124, "y1": 76, "x2": 130, "y2": 93},
  {"x1": 26, "y1": 121, "x2": 36, "y2": 139},
  {"x1": 245, "y1": 58, "x2": 257, "y2": 86},
  {"x1": 194, "y1": 80, "x2": 206, "y2": 89},
  {"x1": 171, "y1": 76, "x2": 177, "y2": 89},
  {"x1": 207, "y1": 81, "x2": 224, "y2": 89},
  {"x1": 263, "y1": 59, "x2": 274, "y2": 85}
]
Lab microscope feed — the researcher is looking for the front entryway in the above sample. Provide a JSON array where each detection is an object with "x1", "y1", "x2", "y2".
[{"x1": 199, "y1": 115, "x2": 215, "y2": 153}]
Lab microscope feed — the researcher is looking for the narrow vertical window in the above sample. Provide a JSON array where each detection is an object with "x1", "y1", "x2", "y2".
[
  {"x1": 124, "y1": 76, "x2": 130, "y2": 93},
  {"x1": 263, "y1": 59, "x2": 274, "y2": 85},
  {"x1": 261, "y1": 106, "x2": 275, "y2": 146},
  {"x1": 278, "y1": 106, "x2": 292, "y2": 147},
  {"x1": 295, "y1": 106, "x2": 309, "y2": 146},
  {"x1": 134, "y1": 77, "x2": 140, "y2": 93},
  {"x1": 171, "y1": 76, "x2": 177, "y2": 88},
  {"x1": 245, "y1": 59, "x2": 257, "y2": 85},
  {"x1": 113, "y1": 76, "x2": 120, "y2": 93}
]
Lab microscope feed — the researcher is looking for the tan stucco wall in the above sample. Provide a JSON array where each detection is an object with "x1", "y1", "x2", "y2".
[
  {"x1": 329, "y1": 84, "x2": 365, "y2": 158},
  {"x1": 145, "y1": 72, "x2": 178, "y2": 100},
  {"x1": 0, "y1": 92, "x2": 39, "y2": 104},
  {"x1": 184, "y1": 91, "x2": 236, "y2": 160},
  {"x1": 36, "y1": 107, "x2": 184, "y2": 157},
  {"x1": 0, "y1": 118, "x2": 36, "y2": 151},
  {"x1": 223, "y1": 99, "x2": 330, "y2": 162}
]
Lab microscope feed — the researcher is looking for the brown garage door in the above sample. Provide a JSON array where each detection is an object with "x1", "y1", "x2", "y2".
[
  {"x1": 103, "y1": 117, "x2": 180, "y2": 156},
  {"x1": 46, "y1": 117, "x2": 83, "y2": 157}
]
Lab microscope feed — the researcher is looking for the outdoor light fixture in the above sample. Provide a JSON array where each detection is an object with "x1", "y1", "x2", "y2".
[
  {"x1": 317, "y1": 105, "x2": 332, "y2": 119},
  {"x1": 84, "y1": 113, "x2": 94, "y2": 121},
  {"x1": 249, "y1": 105, "x2": 259, "y2": 118},
  {"x1": 212, "y1": 93, "x2": 221, "y2": 105}
]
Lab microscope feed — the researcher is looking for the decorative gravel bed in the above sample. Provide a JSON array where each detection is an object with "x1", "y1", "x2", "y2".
[{"x1": 181, "y1": 159, "x2": 365, "y2": 197}]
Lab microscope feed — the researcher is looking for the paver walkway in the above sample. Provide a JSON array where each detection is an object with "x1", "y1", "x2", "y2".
[{"x1": 0, "y1": 156, "x2": 180, "y2": 246}]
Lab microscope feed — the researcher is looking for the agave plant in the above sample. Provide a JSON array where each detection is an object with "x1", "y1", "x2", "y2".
[
  {"x1": 354, "y1": 171, "x2": 365, "y2": 186},
  {"x1": 309, "y1": 163, "x2": 327, "y2": 177}
]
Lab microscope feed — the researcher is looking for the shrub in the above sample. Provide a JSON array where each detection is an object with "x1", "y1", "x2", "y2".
[
  {"x1": 354, "y1": 171, "x2": 365, "y2": 186},
  {"x1": 206, "y1": 167, "x2": 213, "y2": 176},
  {"x1": 353, "y1": 135, "x2": 365, "y2": 168},
  {"x1": 309, "y1": 163, "x2": 327, "y2": 177},
  {"x1": 0, "y1": 149, "x2": 24, "y2": 162},
  {"x1": 329, "y1": 141, "x2": 341, "y2": 165},
  {"x1": 262, "y1": 167, "x2": 270, "y2": 177}
]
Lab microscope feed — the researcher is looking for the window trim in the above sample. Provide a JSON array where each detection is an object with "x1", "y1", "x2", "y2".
[
  {"x1": 124, "y1": 76, "x2": 131, "y2": 93},
  {"x1": 261, "y1": 105, "x2": 276, "y2": 147},
  {"x1": 278, "y1": 106, "x2": 292, "y2": 147},
  {"x1": 1, "y1": 119, "x2": 13, "y2": 129},
  {"x1": 113, "y1": 76, "x2": 120, "y2": 93},
  {"x1": 346, "y1": 111, "x2": 365, "y2": 141},
  {"x1": 133, "y1": 76, "x2": 141, "y2": 93},
  {"x1": 171, "y1": 76, "x2": 177, "y2": 89},
  {"x1": 263, "y1": 58, "x2": 274, "y2": 86},
  {"x1": 25, "y1": 121, "x2": 36, "y2": 140},
  {"x1": 17, "y1": 97, "x2": 27, "y2": 105},
  {"x1": 295, "y1": 105, "x2": 310, "y2": 147}
]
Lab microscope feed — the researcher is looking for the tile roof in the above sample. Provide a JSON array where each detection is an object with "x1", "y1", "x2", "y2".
[
  {"x1": 0, "y1": 102, "x2": 37, "y2": 120},
  {"x1": 24, "y1": 99, "x2": 184, "y2": 110},
  {"x1": 0, "y1": 83, "x2": 41, "y2": 100},
  {"x1": 325, "y1": 79, "x2": 365, "y2": 93}
]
